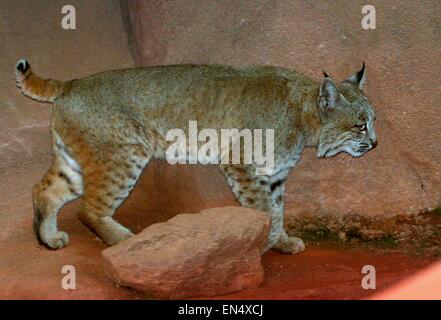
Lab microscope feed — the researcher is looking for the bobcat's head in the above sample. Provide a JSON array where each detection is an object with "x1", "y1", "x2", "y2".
[{"x1": 317, "y1": 63, "x2": 377, "y2": 158}]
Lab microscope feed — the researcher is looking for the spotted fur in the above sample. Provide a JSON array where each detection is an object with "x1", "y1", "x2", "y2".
[{"x1": 16, "y1": 59, "x2": 376, "y2": 253}]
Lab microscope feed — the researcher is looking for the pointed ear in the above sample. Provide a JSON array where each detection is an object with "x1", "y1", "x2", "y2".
[
  {"x1": 319, "y1": 72, "x2": 339, "y2": 112},
  {"x1": 344, "y1": 62, "x2": 367, "y2": 90}
]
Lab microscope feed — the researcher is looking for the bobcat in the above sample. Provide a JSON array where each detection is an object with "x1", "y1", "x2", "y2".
[{"x1": 15, "y1": 59, "x2": 376, "y2": 253}]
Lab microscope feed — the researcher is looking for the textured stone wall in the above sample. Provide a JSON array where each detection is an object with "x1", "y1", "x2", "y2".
[{"x1": 121, "y1": 0, "x2": 441, "y2": 218}]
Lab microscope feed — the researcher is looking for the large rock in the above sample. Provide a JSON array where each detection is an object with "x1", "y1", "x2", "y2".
[
  {"x1": 102, "y1": 206, "x2": 270, "y2": 299},
  {"x1": 120, "y1": 0, "x2": 441, "y2": 218}
]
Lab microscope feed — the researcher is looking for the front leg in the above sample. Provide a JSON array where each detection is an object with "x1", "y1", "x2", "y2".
[
  {"x1": 220, "y1": 164, "x2": 305, "y2": 254},
  {"x1": 266, "y1": 176, "x2": 305, "y2": 254}
]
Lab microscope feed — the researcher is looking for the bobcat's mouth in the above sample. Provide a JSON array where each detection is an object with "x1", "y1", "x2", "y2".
[
  {"x1": 346, "y1": 148, "x2": 365, "y2": 158},
  {"x1": 319, "y1": 144, "x2": 372, "y2": 158},
  {"x1": 350, "y1": 142, "x2": 377, "y2": 157},
  {"x1": 357, "y1": 146, "x2": 370, "y2": 154}
]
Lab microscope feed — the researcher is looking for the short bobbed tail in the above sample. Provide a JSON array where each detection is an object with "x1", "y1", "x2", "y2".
[{"x1": 15, "y1": 59, "x2": 64, "y2": 103}]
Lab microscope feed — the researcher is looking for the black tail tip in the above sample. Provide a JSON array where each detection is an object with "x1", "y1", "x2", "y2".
[{"x1": 16, "y1": 59, "x2": 29, "y2": 73}]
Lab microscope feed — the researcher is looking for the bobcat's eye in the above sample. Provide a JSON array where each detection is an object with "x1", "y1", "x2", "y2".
[{"x1": 355, "y1": 124, "x2": 367, "y2": 132}]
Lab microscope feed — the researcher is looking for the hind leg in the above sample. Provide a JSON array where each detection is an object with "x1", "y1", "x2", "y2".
[
  {"x1": 77, "y1": 145, "x2": 151, "y2": 246},
  {"x1": 33, "y1": 154, "x2": 83, "y2": 249}
]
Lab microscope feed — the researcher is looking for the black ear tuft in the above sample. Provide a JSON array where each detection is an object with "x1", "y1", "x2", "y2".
[
  {"x1": 355, "y1": 61, "x2": 365, "y2": 82},
  {"x1": 16, "y1": 59, "x2": 29, "y2": 73},
  {"x1": 322, "y1": 70, "x2": 330, "y2": 78},
  {"x1": 343, "y1": 62, "x2": 367, "y2": 90}
]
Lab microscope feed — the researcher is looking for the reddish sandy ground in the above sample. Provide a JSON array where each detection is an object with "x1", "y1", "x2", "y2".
[
  {"x1": 1, "y1": 217, "x2": 436, "y2": 300},
  {"x1": 215, "y1": 246, "x2": 436, "y2": 300}
]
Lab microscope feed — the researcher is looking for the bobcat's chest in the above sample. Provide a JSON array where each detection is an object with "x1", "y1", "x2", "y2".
[{"x1": 269, "y1": 145, "x2": 304, "y2": 183}]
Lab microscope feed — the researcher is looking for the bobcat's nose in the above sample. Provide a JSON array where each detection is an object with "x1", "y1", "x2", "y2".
[{"x1": 371, "y1": 140, "x2": 378, "y2": 149}]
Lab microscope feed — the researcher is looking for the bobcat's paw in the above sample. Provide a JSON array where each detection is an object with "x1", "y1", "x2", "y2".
[
  {"x1": 273, "y1": 236, "x2": 305, "y2": 254},
  {"x1": 103, "y1": 228, "x2": 134, "y2": 246},
  {"x1": 42, "y1": 231, "x2": 70, "y2": 250}
]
